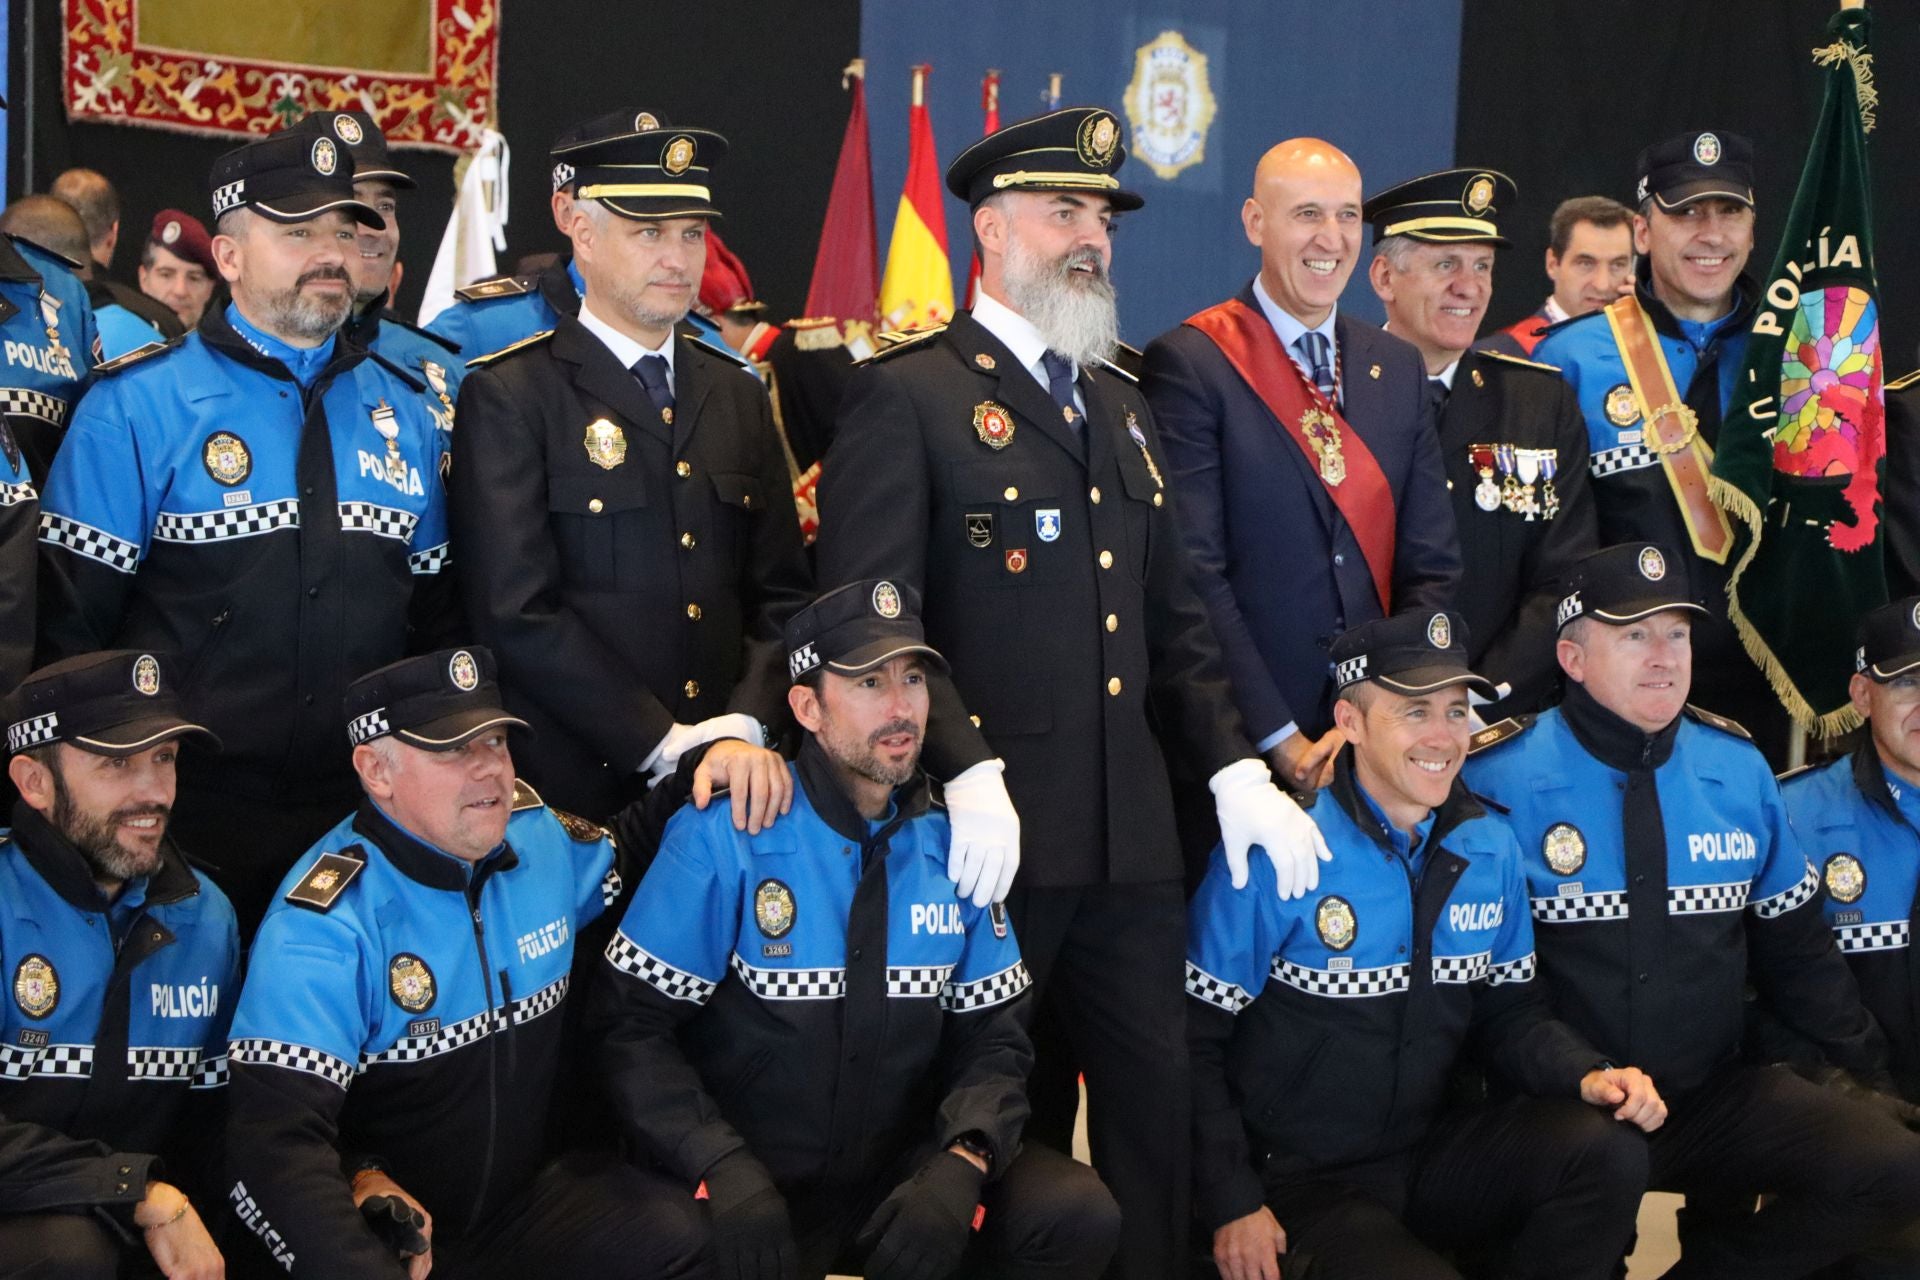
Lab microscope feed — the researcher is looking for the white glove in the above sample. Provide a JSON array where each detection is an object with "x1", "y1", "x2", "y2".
[
  {"x1": 644, "y1": 713, "x2": 765, "y2": 784},
  {"x1": 942, "y1": 758, "x2": 1020, "y2": 907},
  {"x1": 1466, "y1": 682, "x2": 1513, "y2": 733},
  {"x1": 1210, "y1": 758, "x2": 1333, "y2": 900}
]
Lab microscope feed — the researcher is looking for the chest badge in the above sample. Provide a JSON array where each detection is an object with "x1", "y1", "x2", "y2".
[
  {"x1": 966, "y1": 512, "x2": 994, "y2": 548},
  {"x1": 1543, "y1": 822, "x2": 1587, "y2": 876},
  {"x1": 1824, "y1": 853, "x2": 1866, "y2": 904},
  {"x1": 1315, "y1": 895, "x2": 1356, "y2": 951},
  {"x1": 754, "y1": 878, "x2": 797, "y2": 939},
  {"x1": 1004, "y1": 547, "x2": 1028, "y2": 574},
  {"x1": 1604, "y1": 383, "x2": 1641, "y2": 427},
  {"x1": 1468, "y1": 444, "x2": 1500, "y2": 512},
  {"x1": 203, "y1": 431, "x2": 252, "y2": 486},
  {"x1": 37, "y1": 290, "x2": 61, "y2": 345},
  {"x1": 584, "y1": 418, "x2": 628, "y2": 471},
  {"x1": 12, "y1": 954, "x2": 58, "y2": 1019},
  {"x1": 388, "y1": 953, "x2": 437, "y2": 1013},
  {"x1": 974, "y1": 401, "x2": 1015, "y2": 450},
  {"x1": 1035, "y1": 509, "x2": 1062, "y2": 542}
]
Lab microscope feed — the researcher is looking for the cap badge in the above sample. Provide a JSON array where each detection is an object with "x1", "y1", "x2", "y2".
[
  {"x1": 754, "y1": 878, "x2": 797, "y2": 938},
  {"x1": 871, "y1": 581, "x2": 902, "y2": 618},
  {"x1": 973, "y1": 401, "x2": 1015, "y2": 450},
  {"x1": 1543, "y1": 822, "x2": 1587, "y2": 876},
  {"x1": 1693, "y1": 132, "x2": 1722, "y2": 166},
  {"x1": 161, "y1": 219, "x2": 182, "y2": 245},
  {"x1": 388, "y1": 953, "x2": 436, "y2": 1013},
  {"x1": 584, "y1": 418, "x2": 628, "y2": 470},
  {"x1": 132, "y1": 654, "x2": 161, "y2": 696},
  {"x1": 1315, "y1": 896, "x2": 1357, "y2": 951},
  {"x1": 1427, "y1": 613, "x2": 1451, "y2": 649},
  {"x1": 1824, "y1": 853, "x2": 1866, "y2": 904},
  {"x1": 1604, "y1": 384, "x2": 1641, "y2": 427},
  {"x1": 1463, "y1": 173, "x2": 1495, "y2": 214},
  {"x1": 1910, "y1": 601, "x2": 1920, "y2": 631},
  {"x1": 203, "y1": 431, "x2": 252, "y2": 486},
  {"x1": 12, "y1": 955, "x2": 58, "y2": 1019},
  {"x1": 1077, "y1": 111, "x2": 1120, "y2": 167},
  {"x1": 311, "y1": 137, "x2": 339, "y2": 176},
  {"x1": 662, "y1": 136, "x2": 696, "y2": 176},
  {"x1": 1638, "y1": 546, "x2": 1667, "y2": 581},
  {"x1": 448, "y1": 649, "x2": 480, "y2": 691},
  {"x1": 333, "y1": 114, "x2": 364, "y2": 145},
  {"x1": 634, "y1": 111, "x2": 660, "y2": 132}
]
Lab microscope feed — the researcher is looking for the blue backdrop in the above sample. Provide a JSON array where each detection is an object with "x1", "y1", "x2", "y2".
[{"x1": 861, "y1": 1, "x2": 1463, "y2": 345}]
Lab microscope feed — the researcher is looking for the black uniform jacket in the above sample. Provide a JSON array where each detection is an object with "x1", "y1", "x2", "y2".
[
  {"x1": 1437, "y1": 348, "x2": 1597, "y2": 714},
  {"x1": 1884, "y1": 372, "x2": 1920, "y2": 597},
  {"x1": 816, "y1": 311, "x2": 1252, "y2": 886},
  {"x1": 451, "y1": 315, "x2": 813, "y2": 819}
]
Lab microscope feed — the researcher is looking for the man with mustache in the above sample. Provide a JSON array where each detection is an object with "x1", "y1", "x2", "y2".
[
  {"x1": 1141, "y1": 138, "x2": 1461, "y2": 795},
  {"x1": 818, "y1": 107, "x2": 1329, "y2": 1280},
  {"x1": 451, "y1": 110, "x2": 811, "y2": 822},
  {"x1": 0, "y1": 650, "x2": 236, "y2": 1280},
  {"x1": 594, "y1": 580, "x2": 1121, "y2": 1280},
  {"x1": 36, "y1": 117, "x2": 452, "y2": 934}
]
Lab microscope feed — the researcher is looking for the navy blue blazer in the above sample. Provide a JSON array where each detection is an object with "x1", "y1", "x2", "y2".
[{"x1": 1142, "y1": 285, "x2": 1461, "y2": 743}]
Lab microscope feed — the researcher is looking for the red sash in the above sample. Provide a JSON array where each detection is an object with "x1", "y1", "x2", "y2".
[{"x1": 1185, "y1": 298, "x2": 1396, "y2": 612}]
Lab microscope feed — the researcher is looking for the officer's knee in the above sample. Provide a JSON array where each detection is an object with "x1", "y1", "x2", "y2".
[
  {"x1": 0, "y1": 1213, "x2": 123, "y2": 1280},
  {"x1": 602, "y1": 1188, "x2": 711, "y2": 1280},
  {"x1": 1545, "y1": 1101, "x2": 1651, "y2": 1203},
  {"x1": 999, "y1": 1158, "x2": 1123, "y2": 1278}
]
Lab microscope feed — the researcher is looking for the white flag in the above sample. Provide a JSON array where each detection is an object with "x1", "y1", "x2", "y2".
[{"x1": 417, "y1": 129, "x2": 511, "y2": 326}]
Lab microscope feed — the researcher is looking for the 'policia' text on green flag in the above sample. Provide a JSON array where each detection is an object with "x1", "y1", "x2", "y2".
[{"x1": 1710, "y1": 5, "x2": 1884, "y2": 737}]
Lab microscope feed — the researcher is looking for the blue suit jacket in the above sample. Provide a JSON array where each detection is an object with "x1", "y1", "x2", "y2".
[{"x1": 1142, "y1": 286, "x2": 1461, "y2": 742}]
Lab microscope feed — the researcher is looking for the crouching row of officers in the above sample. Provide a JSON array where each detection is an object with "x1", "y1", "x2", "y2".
[{"x1": 6, "y1": 546, "x2": 1920, "y2": 1280}]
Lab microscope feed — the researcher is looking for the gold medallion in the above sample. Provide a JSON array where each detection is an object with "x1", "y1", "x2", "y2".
[
  {"x1": 1300, "y1": 407, "x2": 1346, "y2": 486},
  {"x1": 662, "y1": 136, "x2": 696, "y2": 176},
  {"x1": 1542, "y1": 822, "x2": 1586, "y2": 876},
  {"x1": 754, "y1": 879, "x2": 797, "y2": 938},
  {"x1": 388, "y1": 954, "x2": 436, "y2": 1013},
  {"x1": 1604, "y1": 384, "x2": 1641, "y2": 427},
  {"x1": 1315, "y1": 896, "x2": 1356, "y2": 951},
  {"x1": 1463, "y1": 173, "x2": 1496, "y2": 214},
  {"x1": 1824, "y1": 853, "x2": 1866, "y2": 904},
  {"x1": 13, "y1": 955, "x2": 57, "y2": 1019},
  {"x1": 973, "y1": 401, "x2": 1015, "y2": 450},
  {"x1": 584, "y1": 419, "x2": 628, "y2": 470}
]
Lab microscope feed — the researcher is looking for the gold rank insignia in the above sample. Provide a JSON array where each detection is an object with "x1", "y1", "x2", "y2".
[
  {"x1": 1471, "y1": 368, "x2": 1485, "y2": 389},
  {"x1": 974, "y1": 353, "x2": 996, "y2": 371},
  {"x1": 1824, "y1": 853, "x2": 1866, "y2": 904},
  {"x1": 585, "y1": 419, "x2": 628, "y2": 470},
  {"x1": 754, "y1": 878, "x2": 797, "y2": 938},
  {"x1": 1315, "y1": 896, "x2": 1356, "y2": 951},
  {"x1": 1077, "y1": 111, "x2": 1121, "y2": 166},
  {"x1": 1369, "y1": 364, "x2": 1381, "y2": 380},
  {"x1": 388, "y1": 954, "x2": 437, "y2": 1013},
  {"x1": 1604, "y1": 383, "x2": 1641, "y2": 427},
  {"x1": 1542, "y1": 822, "x2": 1587, "y2": 876},
  {"x1": 974, "y1": 401, "x2": 1015, "y2": 450},
  {"x1": 552, "y1": 808, "x2": 607, "y2": 844},
  {"x1": 13, "y1": 954, "x2": 58, "y2": 1019},
  {"x1": 203, "y1": 431, "x2": 252, "y2": 486},
  {"x1": 286, "y1": 849, "x2": 366, "y2": 912}
]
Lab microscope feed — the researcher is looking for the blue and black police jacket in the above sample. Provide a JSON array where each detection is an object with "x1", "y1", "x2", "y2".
[
  {"x1": 1185, "y1": 751, "x2": 1601, "y2": 1231},
  {"x1": 0, "y1": 803, "x2": 239, "y2": 1217},
  {"x1": 591, "y1": 737, "x2": 1033, "y2": 1194}
]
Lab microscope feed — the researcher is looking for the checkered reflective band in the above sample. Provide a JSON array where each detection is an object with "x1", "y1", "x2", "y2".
[
  {"x1": 7, "y1": 711, "x2": 57, "y2": 754},
  {"x1": 1590, "y1": 442, "x2": 1659, "y2": 477},
  {"x1": 128, "y1": 1046, "x2": 205, "y2": 1081},
  {"x1": 40, "y1": 513, "x2": 142, "y2": 573},
  {"x1": 887, "y1": 964, "x2": 956, "y2": 998},
  {"x1": 600, "y1": 866, "x2": 622, "y2": 908},
  {"x1": 1487, "y1": 952, "x2": 1536, "y2": 985},
  {"x1": 191, "y1": 1052, "x2": 229, "y2": 1089},
  {"x1": 1430, "y1": 951, "x2": 1492, "y2": 984},
  {"x1": 605, "y1": 933, "x2": 718, "y2": 1004},
  {"x1": 0, "y1": 386, "x2": 70, "y2": 425},
  {"x1": 730, "y1": 953, "x2": 847, "y2": 1000},
  {"x1": 347, "y1": 708, "x2": 391, "y2": 746},
  {"x1": 1272, "y1": 957, "x2": 1411, "y2": 998},
  {"x1": 0, "y1": 480, "x2": 36, "y2": 508},
  {"x1": 339, "y1": 501, "x2": 421, "y2": 542},
  {"x1": 409, "y1": 542, "x2": 451, "y2": 575},
  {"x1": 1184, "y1": 962, "x2": 1254, "y2": 1013},
  {"x1": 1531, "y1": 890, "x2": 1629, "y2": 923},
  {"x1": 1668, "y1": 882, "x2": 1749, "y2": 915},
  {"x1": 1835, "y1": 920, "x2": 1910, "y2": 953},
  {"x1": 1556, "y1": 590, "x2": 1584, "y2": 628},
  {"x1": 940, "y1": 960, "x2": 1031, "y2": 1012},
  {"x1": 0, "y1": 1041, "x2": 92, "y2": 1080},
  {"x1": 362, "y1": 976, "x2": 569, "y2": 1067},
  {"x1": 153, "y1": 499, "x2": 302, "y2": 544},
  {"x1": 1751, "y1": 862, "x2": 1821, "y2": 918},
  {"x1": 228, "y1": 1037, "x2": 356, "y2": 1090},
  {"x1": 1334, "y1": 655, "x2": 1369, "y2": 688}
]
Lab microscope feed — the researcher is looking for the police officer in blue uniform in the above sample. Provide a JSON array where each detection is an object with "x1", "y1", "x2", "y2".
[
  {"x1": 36, "y1": 117, "x2": 453, "y2": 933},
  {"x1": 593, "y1": 580, "x2": 1122, "y2": 1280},
  {"x1": 1465, "y1": 544, "x2": 1920, "y2": 1277},
  {"x1": 0, "y1": 651, "x2": 238, "y2": 1279},
  {"x1": 225, "y1": 646, "x2": 728, "y2": 1279},
  {"x1": 1189, "y1": 610, "x2": 1660, "y2": 1280}
]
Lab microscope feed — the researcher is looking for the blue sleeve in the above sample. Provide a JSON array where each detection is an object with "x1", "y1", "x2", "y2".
[
  {"x1": 943, "y1": 901, "x2": 1031, "y2": 1012},
  {"x1": 408, "y1": 427, "x2": 451, "y2": 575},
  {"x1": 1750, "y1": 771, "x2": 1819, "y2": 916},
  {"x1": 566, "y1": 819, "x2": 620, "y2": 930},
  {"x1": 38, "y1": 379, "x2": 161, "y2": 567},
  {"x1": 604, "y1": 808, "x2": 739, "y2": 1000},
  {"x1": 1185, "y1": 844, "x2": 1291, "y2": 1013},
  {"x1": 193, "y1": 897, "x2": 243, "y2": 1091},
  {"x1": 228, "y1": 908, "x2": 375, "y2": 1089}
]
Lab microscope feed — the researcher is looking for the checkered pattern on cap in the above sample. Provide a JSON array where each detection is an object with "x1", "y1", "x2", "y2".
[
  {"x1": 0, "y1": 1042, "x2": 92, "y2": 1080},
  {"x1": 229, "y1": 1037, "x2": 355, "y2": 1090},
  {"x1": 1556, "y1": 591, "x2": 1584, "y2": 628},
  {"x1": 128, "y1": 1046, "x2": 203, "y2": 1081},
  {"x1": 605, "y1": 933, "x2": 718, "y2": 1004},
  {"x1": 7, "y1": 712, "x2": 58, "y2": 754},
  {"x1": 887, "y1": 965, "x2": 955, "y2": 998},
  {"x1": 1836, "y1": 920, "x2": 1910, "y2": 953},
  {"x1": 940, "y1": 960, "x2": 1031, "y2": 1012},
  {"x1": 1431, "y1": 952, "x2": 1492, "y2": 984},
  {"x1": 1272, "y1": 957, "x2": 1410, "y2": 999},
  {"x1": 1668, "y1": 882, "x2": 1748, "y2": 915},
  {"x1": 600, "y1": 867, "x2": 622, "y2": 909},
  {"x1": 40, "y1": 513, "x2": 141, "y2": 573},
  {"x1": 1184, "y1": 962, "x2": 1254, "y2": 1013},
  {"x1": 0, "y1": 387, "x2": 69, "y2": 425},
  {"x1": 153, "y1": 499, "x2": 301, "y2": 544},
  {"x1": 730, "y1": 953, "x2": 846, "y2": 1001},
  {"x1": 1752, "y1": 862, "x2": 1820, "y2": 918},
  {"x1": 1334, "y1": 655, "x2": 1368, "y2": 688},
  {"x1": 1591, "y1": 443, "x2": 1658, "y2": 477},
  {"x1": 347, "y1": 708, "x2": 391, "y2": 746},
  {"x1": 1530, "y1": 890, "x2": 1630, "y2": 923},
  {"x1": 1488, "y1": 953, "x2": 1536, "y2": 985},
  {"x1": 0, "y1": 480, "x2": 36, "y2": 508},
  {"x1": 409, "y1": 543, "x2": 451, "y2": 575},
  {"x1": 339, "y1": 501, "x2": 420, "y2": 542},
  {"x1": 191, "y1": 1052, "x2": 229, "y2": 1089}
]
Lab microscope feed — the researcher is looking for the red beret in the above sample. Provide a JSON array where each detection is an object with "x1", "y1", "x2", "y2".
[
  {"x1": 697, "y1": 228, "x2": 761, "y2": 319},
  {"x1": 148, "y1": 208, "x2": 217, "y2": 275}
]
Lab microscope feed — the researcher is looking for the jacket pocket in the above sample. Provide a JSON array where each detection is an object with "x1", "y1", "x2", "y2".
[{"x1": 547, "y1": 473, "x2": 647, "y2": 589}]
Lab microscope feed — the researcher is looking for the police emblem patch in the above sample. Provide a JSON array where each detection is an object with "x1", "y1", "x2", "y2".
[
  {"x1": 202, "y1": 431, "x2": 253, "y2": 486},
  {"x1": 990, "y1": 903, "x2": 1009, "y2": 940},
  {"x1": 634, "y1": 111, "x2": 659, "y2": 132},
  {"x1": 333, "y1": 114, "x2": 364, "y2": 145},
  {"x1": 754, "y1": 879, "x2": 797, "y2": 939},
  {"x1": 1542, "y1": 822, "x2": 1587, "y2": 876},
  {"x1": 1123, "y1": 30, "x2": 1218, "y2": 181},
  {"x1": 161, "y1": 219, "x2": 182, "y2": 246},
  {"x1": 584, "y1": 419, "x2": 628, "y2": 470},
  {"x1": 1909, "y1": 600, "x2": 1920, "y2": 632},
  {"x1": 448, "y1": 649, "x2": 480, "y2": 691},
  {"x1": 1004, "y1": 547, "x2": 1028, "y2": 574},
  {"x1": 1035, "y1": 509, "x2": 1062, "y2": 543},
  {"x1": 1604, "y1": 384, "x2": 1641, "y2": 427},
  {"x1": 132, "y1": 654, "x2": 161, "y2": 696},
  {"x1": 388, "y1": 954, "x2": 436, "y2": 1013},
  {"x1": 311, "y1": 138, "x2": 339, "y2": 176},
  {"x1": 1427, "y1": 613, "x2": 1451, "y2": 649},
  {"x1": 1077, "y1": 111, "x2": 1120, "y2": 167},
  {"x1": 12, "y1": 954, "x2": 58, "y2": 1019},
  {"x1": 1638, "y1": 546, "x2": 1667, "y2": 581},
  {"x1": 1463, "y1": 173, "x2": 1496, "y2": 214},
  {"x1": 966, "y1": 513, "x2": 994, "y2": 548},
  {"x1": 1824, "y1": 853, "x2": 1866, "y2": 904},
  {"x1": 1315, "y1": 896, "x2": 1357, "y2": 952},
  {"x1": 662, "y1": 136, "x2": 697, "y2": 176},
  {"x1": 973, "y1": 402, "x2": 1015, "y2": 450},
  {"x1": 1693, "y1": 132, "x2": 1722, "y2": 166},
  {"x1": 872, "y1": 580, "x2": 903, "y2": 618}
]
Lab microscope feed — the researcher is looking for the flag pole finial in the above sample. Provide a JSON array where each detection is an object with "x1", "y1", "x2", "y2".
[
  {"x1": 842, "y1": 58, "x2": 865, "y2": 89},
  {"x1": 911, "y1": 64, "x2": 930, "y2": 108}
]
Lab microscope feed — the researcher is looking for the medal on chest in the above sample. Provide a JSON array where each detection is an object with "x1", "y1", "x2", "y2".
[
  {"x1": 371, "y1": 400, "x2": 404, "y2": 481},
  {"x1": 1126, "y1": 410, "x2": 1165, "y2": 491},
  {"x1": 1536, "y1": 449, "x2": 1560, "y2": 520},
  {"x1": 1469, "y1": 444, "x2": 1501, "y2": 511},
  {"x1": 1301, "y1": 406, "x2": 1346, "y2": 486}
]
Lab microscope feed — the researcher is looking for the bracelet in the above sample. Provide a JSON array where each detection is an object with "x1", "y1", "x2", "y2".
[{"x1": 146, "y1": 1199, "x2": 190, "y2": 1230}]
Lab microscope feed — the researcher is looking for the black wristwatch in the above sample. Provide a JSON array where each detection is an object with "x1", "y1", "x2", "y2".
[{"x1": 950, "y1": 1132, "x2": 994, "y2": 1173}]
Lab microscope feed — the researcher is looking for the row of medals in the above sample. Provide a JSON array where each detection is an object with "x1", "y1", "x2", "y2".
[{"x1": 1470, "y1": 443, "x2": 1559, "y2": 521}]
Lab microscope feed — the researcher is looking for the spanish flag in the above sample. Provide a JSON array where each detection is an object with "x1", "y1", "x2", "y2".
[{"x1": 879, "y1": 64, "x2": 954, "y2": 330}]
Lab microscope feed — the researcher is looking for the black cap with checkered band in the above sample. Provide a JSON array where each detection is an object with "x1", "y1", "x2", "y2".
[
  {"x1": 1554, "y1": 543, "x2": 1710, "y2": 632},
  {"x1": 785, "y1": 581, "x2": 950, "y2": 684},
  {"x1": 1330, "y1": 610, "x2": 1494, "y2": 699},
  {"x1": 1855, "y1": 595, "x2": 1920, "y2": 681},
  {"x1": 208, "y1": 114, "x2": 385, "y2": 227},
  {"x1": 5, "y1": 651, "x2": 219, "y2": 758},
  {"x1": 343, "y1": 647, "x2": 528, "y2": 751}
]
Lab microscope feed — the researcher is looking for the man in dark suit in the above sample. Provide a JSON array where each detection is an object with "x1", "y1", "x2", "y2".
[
  {"x1": 1364, "y1": 168, "x2": 1598, "y2": 716},
  {"x1": 1143, "y1": 138, "x2": 1461, "y2": 791},
  {"x1": 450, "y1": 111, "x2": 813, "y2": 821},
  {"x1": 817, "y1": 106, "x2": 1329, "y2": 1280}
]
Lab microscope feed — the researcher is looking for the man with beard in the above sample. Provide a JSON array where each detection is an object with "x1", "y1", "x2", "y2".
[
  {"x1": 451, "y1": 111, "x2": 811, "y2": 821},
  {"x1": 1141, "y1": 139, "x2": 1460, "y2": 793},
  {"x1": 0, "y1": 650, "x2": 237, "y2": 1280},
  {"x1": 594, "y1": 580, "x2": 1121, "y2": 1280},
  {"x1": 817, "y1": 107, "x2": 1329, "y2": 1280},
  {"x1": 36, "y1": 117, "x2": 452, "y2": 934}
]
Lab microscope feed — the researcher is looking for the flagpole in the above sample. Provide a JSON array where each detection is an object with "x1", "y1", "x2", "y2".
[{"x1": 1046, "y1": 73, "x2": 1062, "y2": 111}]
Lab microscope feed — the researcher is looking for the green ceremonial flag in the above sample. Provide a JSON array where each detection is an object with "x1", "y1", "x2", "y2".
[{"x1": 1711, "y1": 5, "x2": 1884, "y2": 738}]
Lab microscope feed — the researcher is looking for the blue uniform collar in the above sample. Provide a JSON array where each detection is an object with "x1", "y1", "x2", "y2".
[
  {"x1": 1632, "y1": 256, "x2": 1757, "y2": 347},
  {"x1": 0, "y1": 234, "x2": 48, "y2": 284},
  {"x1": 225, "y1": 302, "x2": 339, "y2": 387},
  {"x1": 1325, "y1": 748, "x2": 1481, "y2": 863},
  {"x1": 7, "y1": 798, "x2": 199, "y2": 916},
  {"x1": 566, "y1": 259, "x2": 586, "y2": 298},
  {"x1": 1854, "y1": 739, "x2": 1920, "y2": 830},
  {"x1": 1560, "y1": 679, "x2": 1680, "y2": 773},
  {"x1": 1354, "y1": 776, "x2": 1436, "y2": 872},
  {"x1": 796, "y1": 735, "x2": 930, "y2": 859},
  {"x1": 200, "y1": 299, "x2": 365, "y2": 390},
  {"x1": 353, "y1": 796, "x2": 519, "y2": 892}
]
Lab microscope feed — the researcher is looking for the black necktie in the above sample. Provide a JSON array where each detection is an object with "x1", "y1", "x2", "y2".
[
  {"x1": 1041, "y1": 350, "x2": 1080, "y2": 431},
  {"x1": 631, "y1": 354, "x2": 674, "y2": 423},
  {"x1": 1427, "y1": 377, "x2": 1450, "y2": 418}
]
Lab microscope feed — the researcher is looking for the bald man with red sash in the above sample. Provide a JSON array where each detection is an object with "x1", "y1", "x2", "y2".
[{"x1": 1144, "y1": 138, "x2": 1460, "y2": 794}]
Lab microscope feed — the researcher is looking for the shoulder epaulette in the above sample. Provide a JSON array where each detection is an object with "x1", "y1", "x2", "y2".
[
  {"x1": 1477, "y1": 349, "x2": 1562, "y2": 375},
  {"x1": 549, "y1": 806, "x2": 610, "y2": 843},
  {"x1": 92, "y1": 336, "x2": 187, "y2": 376},
  {"x1": 1097, "y1": 356, "x2": 1140, "y2": 384},
  {"x1": 857, "y1": 325, "x2": 947, "y2": 365},
  {"x1": 364, "y1": 349, "x2": 427, "y2": 392},
  {"x1": 379, "y1": 309, "x2": 462, "y2": 354},
  {"x1": 453, "y1": 274, "x2": 537, "y2": 304},
  {"x1": 285, "y1": 845, "x2": 367, "y2": 912},
  {"x1": 1774, "y1": 761, "x2": 1821, "y2": 786},
  {"x1": 687, "y1": 333, "x2": 751, "y2": 368},
  {"x1": 4, "y1": 233, "x2": 85, "y2": 271},
  {"x1": 1886, "y1": 368, "x2": 1920, "y2": 393},
  {"x1": 511, "y1": 778, "x2": 544, "y2": 811},
  {"x1": 465, "y1": 329, "x2": 555, "y2": 369},
  {"x1": 788, "y1": 317, "x2": 843, "y2": 352},
  {"x1": 1683, "y1": 704, "x2": 1752, "y2": 740},
  {"x1": 1467, "y1": 715, "x2": 1535, "y2": 755}
]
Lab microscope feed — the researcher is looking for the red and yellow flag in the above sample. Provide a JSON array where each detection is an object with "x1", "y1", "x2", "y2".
[
  {"x1": 964, "y1": 69, "x2": 1000, "y2": 309},
  {"x1": 879, "y1": 65, "x2": 954, "y2": 330}
]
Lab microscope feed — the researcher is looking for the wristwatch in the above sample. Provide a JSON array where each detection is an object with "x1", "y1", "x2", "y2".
[{"x1": 950, "y1": 1132, "x2": 994, "y2": 1173}]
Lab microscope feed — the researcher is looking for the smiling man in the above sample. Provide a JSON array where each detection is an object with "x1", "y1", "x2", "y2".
[
  {"x1": 1142, "y1": 138, "x2": 1460, "y2": 793},
  {"x1": 1465, "y1": 544, "x2": 1920, "y2": 1277},
  {"x1": 1365, "y1": 169, "x2": 1596, "y2": 716},
  {"x1": 1481, "y1": 196, "x2": 1635, "y2": 359},
  {"x1": 35, "y1": 116, "x2": 453, "y2": 934}
]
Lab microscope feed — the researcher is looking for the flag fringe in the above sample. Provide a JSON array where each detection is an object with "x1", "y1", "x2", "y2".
[{"x1": 1812, "y1": 38, "x2": 1877, "y2": 134}]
